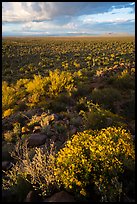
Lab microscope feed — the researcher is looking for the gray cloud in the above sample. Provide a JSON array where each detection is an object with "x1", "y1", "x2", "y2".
[
  {"x1": 2, "y1": 2, "x2": 135, "y2": 36},
  {"x1": 2, "y1": 2, "x2": 134, "y2": 23}
]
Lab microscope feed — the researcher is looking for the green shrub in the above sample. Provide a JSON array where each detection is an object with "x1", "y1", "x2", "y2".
[
  {"x1": 79, "y1": 99, "x2": 125, "y2": 130},
  {"x1": 55, "y1": 127, "x2": 135, "y2": 201},
  {"x1": 48, "y1": 93, "x2": 73, "y2": 112},
  {"x1": 114, "y1": 70, "x2": 135, "y2": 90},
  {"x1": 120, "y1": 98, "x2": 135, "y2": 120},
  {"x1": 91, "y1": 87, "x2": 121, "y2": 112}
]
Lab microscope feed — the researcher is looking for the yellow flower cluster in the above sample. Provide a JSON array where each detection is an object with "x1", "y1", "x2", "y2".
[
  {"x1": 55, "y1": 126, "x2": 135, "y2": 198},
  {"x1": 48, "y1": 69, "x2": 74, "y2": 97}
]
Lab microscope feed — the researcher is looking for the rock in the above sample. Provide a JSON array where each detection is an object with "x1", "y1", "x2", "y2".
[
  {"x1": 27, "y1": 133, "x2": 47, "y2": 147},
  {"x1": 2, "y1": 143, "x2": 14, "y2": 161},
  {"x1": 2, "y1": 161, "x2": 13, "y2": 171},
  {"x1": 43, "y1": 191, "x2": 76, "y2": 202},
  {"x1": 24, "y1": 190, "x2": 41, "y2": 202}
]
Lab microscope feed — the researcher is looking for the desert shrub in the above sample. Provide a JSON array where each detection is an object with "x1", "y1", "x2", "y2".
[
  {"x1": 13, "y1": 122, "x2": 21, "y2": 137},
  {"x1": 15, "y1": 78, "x2": 29, "y2": 90},
  {"x1": 14, "y1": 79, "x2": 30, "y2": 110},
  {"x1": 25, "y1": 75, "x2": 47, "y2": 94},
  {"x1": 91, "y1": 87, "x2": 121, "y2": 112},
  {"x1": 25, "y1": 74, "x2": 49, "y2": 107},
  {"x1": 3, "y1": 123, "x2": 21, "y2": 143},
  {"x1": 2, "y1": 79, "x2": 29, "y2": 116},
  {"x1": 120, "y1": 97, "x2": 135, "y2": 120},
  {"x1": 76, "y1": 97, "x2": 89, "y2": 112},
  {"x1": 79, "y1": 99, "x2": 125, "y2": 130},
  {"x1": 48, "y1": 93, "x2": 73, "y2": 112},
  {"x1": 3, "y1": 109, "x2": 14, "y2": 118},
  {"x1": 2, "y1": 81, "x2": 16, "y2": 114},
  {"x1": 55, "y1": 127, "x2": 135, "y2": 201},
  {"x1": 2, "y1": 127, "x2": 135, "y2": 201},
  {"x1": 48, "y1": 69, "x2": 74, "y2": 98},
  {"x1": 2, "y1": 140, "x2": 58, "y2": 197},
  {"x1": 3, "y1": 131, "x2": 14, "y2": 143},
  {"x1": 113, "y1": 69, "x2": 135, "y2": 90},
  {"x1": 74, "y1": 82, "x2": 91, "y2": 98},
  {"x1": 23, "y1": 70, "x2": 75, "y2": 106}
]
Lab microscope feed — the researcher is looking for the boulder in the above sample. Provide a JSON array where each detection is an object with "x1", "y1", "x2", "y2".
[
  {"x1": 2, "y1": 143, "x2": 14, "y2": 161},
  {"x1": 2, "y1": 161, "x2": 13, "y2": 171},
  {"x1": 43, "y1": 191, "x2": 76, "y2": 202},
  {"x1": 24, "y1": 190, "x2": 41, "y2": 202},
  {"x1": 27, "y1": 133, "x2": 47, "y2": 147}
]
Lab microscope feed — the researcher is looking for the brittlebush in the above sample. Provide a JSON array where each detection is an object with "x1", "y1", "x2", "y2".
[
  {"x1": 48, "y1": 69, "x2": 74, "y2": 98},
  {"x1": 2, "y1": 81, "x2": 16, "y2": 115},
  {"x1": 55, "y1": 126, "x2": 135, "y2": 201}
]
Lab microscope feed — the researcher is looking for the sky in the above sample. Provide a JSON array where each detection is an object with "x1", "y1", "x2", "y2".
[{"x1": 2, "y1": 2, "x2": 135, "y2": 36}]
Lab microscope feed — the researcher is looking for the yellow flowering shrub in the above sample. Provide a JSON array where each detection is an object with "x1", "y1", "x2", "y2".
[
  {"x1": 25, "y1": 75, "x2": 46, "y2": 94},
  {"x1": 48, "y1": 69, "x2": 74, "y2": 98},
  {"x1": 55, "y1": 126, "x2": 135, "y2": 201},
  {"x1": 25, "y1": 74, "x2": 49, "y2": 107},
  {"x1": 3, "y1": 127, "x2": 135, "y2": 201},
  {"x1": 114, "y1": 68, "x2": 135, "y2": 90},
  {"x1": 3, "y1": 108, "x2": 14, "y2": 118},
  {"x1": 2, "y1": 81, "x2": 16, "y2": 113}
]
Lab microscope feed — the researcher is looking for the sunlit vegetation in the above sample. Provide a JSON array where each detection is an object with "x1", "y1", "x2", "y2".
[
  {"x1": 3, "y1": 127, "x2": 135, "y2": 202},
  {"x1": 2, "y1": 36, "x2": 135, "y2": 202},
  {"x1": 55, "y1": 127, "x2": 135, "y2": 202}
]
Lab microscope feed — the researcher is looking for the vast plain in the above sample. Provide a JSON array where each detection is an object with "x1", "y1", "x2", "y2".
[{"x1": 2, "y1": 36, "x2": 135, "y2": 202}]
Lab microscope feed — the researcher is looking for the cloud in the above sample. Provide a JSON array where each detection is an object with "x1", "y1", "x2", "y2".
[
  {"x1": 2, "y1": 2, "x2": 135, "y2": 36},
  {"x1": 81, "y1": 7, "x2": 135, "y2": 24},
  {"x1": 21, "y1": 21, "x2": 79, "y2": 35},
  {"x1": 2, "y1": 2, "x2": 134, "y2": 23},
  {"x1": 2, "y1": 2, "x2": 86, "y2": 23}
]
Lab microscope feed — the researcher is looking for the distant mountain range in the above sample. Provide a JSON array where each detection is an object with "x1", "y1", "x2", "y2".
[{"x1": 2, "y1": 32, "x2": 134, "y2": 37}]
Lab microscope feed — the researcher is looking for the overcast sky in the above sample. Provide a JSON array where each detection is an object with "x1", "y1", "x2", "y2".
[{"x1": 2, "y1": 2, "x2": 135, "y2": 36}]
